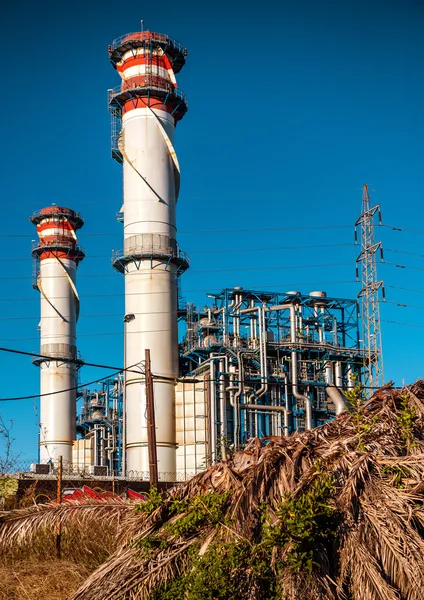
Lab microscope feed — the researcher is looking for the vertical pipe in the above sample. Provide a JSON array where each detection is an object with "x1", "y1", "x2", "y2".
[
  {"x1": 289, "y1": 304, "x2": 313, "y2": 430},
  {"x1": 209, "y1": 360, "x2": 217, "y2": 463},
  {"x1": 335, "y1": 362, "x2": 343, "y2": 387},
  {"x1": 193, "y1": 381, "x2": 197, "y2": 474},
  {"x1": 284, "y1": 374, "x2": 292, "y2": 434},
  {"x1": 325, "y1": 362, "x2": 334, "y2": 385},
  {"x1": 219, "y1": 359, "x2": 227, "y2": 460},
  {"x1": 94, "y1": 426, "x2": 98, "y2": 467}
]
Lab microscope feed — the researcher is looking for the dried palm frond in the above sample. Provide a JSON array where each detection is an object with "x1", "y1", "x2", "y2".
[
  {"x1": 4, "y1": 381, "x2": 424, "y2": 599},
  {"x1": 0, "y1": 499, "x2": 131, "y2": 568}
]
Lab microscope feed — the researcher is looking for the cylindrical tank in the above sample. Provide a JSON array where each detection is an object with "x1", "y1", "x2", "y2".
[
  {"x1": 30, "y1": 207, "x2": 84, "y2": 465},
  {"x1": 109, "y1": 32, "x2": 188, "y2": 478},
  {"x1": 309, "y1": 291, "x2": 327, "y2": 299}
]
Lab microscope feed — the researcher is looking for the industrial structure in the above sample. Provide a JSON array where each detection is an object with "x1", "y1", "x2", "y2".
[
  {"x1": 175, "y1": 287, "x2": 361, "y2": 478},
  {"x1": 31, "y1": 206, "x2": 85, "y2": 464},
  {"x1": 355, "y1": 185, "x2": 385, "y2": 392},
  {"x1": 108, "y1": 30, "x2": 189, "y2": 478},
  {"x1": 28, "y1": 27, "x2": 369, "y2": 482},
  {"x1": 74, "y1": 377, "x2": 123, "y2": 475}
]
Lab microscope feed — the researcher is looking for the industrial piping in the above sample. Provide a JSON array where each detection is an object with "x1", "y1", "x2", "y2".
[
  {"x1": 31, "y1": 206, "x2": 85, "y2": 464},
  {"x1": 240, "y1": 303, "x2": 313, "y2": 428},
  {"x1": 108, "y1": 31, "x2": 189, "y2": 477}
]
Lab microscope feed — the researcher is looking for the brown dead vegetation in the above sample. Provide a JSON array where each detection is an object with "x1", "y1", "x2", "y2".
[{"x1": 2, "y1": 381, "x2": 424, "y2": 599}]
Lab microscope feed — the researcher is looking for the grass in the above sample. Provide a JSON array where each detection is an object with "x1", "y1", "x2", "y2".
[{"x1": 0, "y1": 560, "x2": 89, "y2": 600}]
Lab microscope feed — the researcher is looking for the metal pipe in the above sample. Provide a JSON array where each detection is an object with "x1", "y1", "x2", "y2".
[
  {"x1": 288, "y1": 305, "x2": 313, "y2": 430},
  {"x1": 232, "y1": 292, "x2": 244, "y2": 343},
  {"x1": 291, "y1": 350, "x2": 313, "y2": 430},
  {"x1": 240, "y1": 303, "x2": 312, "y2": 428},
  {"x1": 297, "y1": 305, "x2": 303, "y2": 339},
  {"x1": 200, "y1": 353, "x2": 229, "y2": 462},
  {"x1": 219, "y1": 358, "x2": 227, "y2": 460},
  {"x1": 210, "y1": 359, "x2": 217, "y2": 463},
  {"x1": 332, "y1": 317, "x2": 338, "y2": 346},
  {"x1": 240, "y1": 403, "x2": 287, "y2": 412},
  {"x1": 231, "y1": 352, "x2": 244, "y2": 449},
  {"x1": 250, "y1": 306, "x2": 268, "y2": 402},
  {"x1": 346, "y1": 364, "x2": 355, "y2": 389},
  {"x1": 326, "y1": 384, "x2": 346, "y2": 415},
  {"x1": 222, "y1": 306, "x2": 228, "y2": 345},
  {"x1": 325, "y1": 361, "x2": 333, "y2": 385},
  {"x1": 335, "y1": 361, "x2": 343, "y2": 387},
  {"x1": 283, "y1": 373, "x2": 292, "y2": 434},
  {"x1": 94, "y1": 426, "x2": 99, "y2": 466},
  {"x1": 319, "y1": 307, "x2": 325, "y2": 343},
  {"x1": 261, "y1": 303, "x2": 313, "y2": 429},
  {"x1": 324, "y1": 360, "x2": 346, "y2": 415},
  {"x1": 240, "y1": 306, "x2": 268, "y2": 403}
]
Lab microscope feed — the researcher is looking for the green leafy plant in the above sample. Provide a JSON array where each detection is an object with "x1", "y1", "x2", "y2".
[
  {"x1": 148, "y1": 542, "x2": 279, "y2": 600},
  {"x1": 381, "y1": 464, "x2": 411, "y2": 489},
  {"x1": 397, "y1": 393, "x2": 417, "y2": 449},
  {"x1": 345, "y1": 379, "x2": 378, "y2": 450},
  {"x1": 263, "y1": 468, "x2": 337, "y2": 573},
  {"x1": 136, "y1": 487, "x2": 164, "y2": 515},
  {"x1": 167, "y1": 491, "x2": 231, "y2": 537}
]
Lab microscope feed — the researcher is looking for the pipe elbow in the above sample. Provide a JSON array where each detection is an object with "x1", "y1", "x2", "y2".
[{"x1": 326, "y1": 384, "x2": 346, "y2": 415}]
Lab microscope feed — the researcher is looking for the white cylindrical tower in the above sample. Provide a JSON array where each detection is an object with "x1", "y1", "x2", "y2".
[
  {"x1": 108, "y1": 31, "x2": 189, "y2": 478},
  {"x1": 31, "y1": 207, "x2": 85, "y2": 464}
]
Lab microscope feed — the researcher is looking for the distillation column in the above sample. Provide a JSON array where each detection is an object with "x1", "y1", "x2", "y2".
[
  {"x1": 31, "y1": 207, "x2": 85, "y2": 464},
  {"x1": 108, "y1": 31, "x2": 189, "y2": 477}
]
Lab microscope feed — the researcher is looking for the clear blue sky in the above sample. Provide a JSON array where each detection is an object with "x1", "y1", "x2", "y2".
[{"x1": 1, "y1": 0, "x2": 423, "y2": 460}]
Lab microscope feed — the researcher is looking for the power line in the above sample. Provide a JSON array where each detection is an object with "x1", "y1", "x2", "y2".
[
  {"x1": 0, "y1": 262, "x2": 356, "y2": 281},
  {"x1": 0, "y1": 242, "x2": 356, "y2": 262},
  {"x1": 0, "y1": 224, "x2": 355, "y2": 239},
  {"x1": 385, "y1": 300, "x2": 424, "y2": 310},
  {"x1": 3, "y1": 222, "x2": 424, "y2": 240},
  {"x1": 382, "y1": 318, "x2": 424, "y2": 329},
  {"x1": 0, "y1": 347, "x2": 145, "y2": 375},
  {"x1": 385, "y1": 248, "x2": 424, "y2": 259},
  {"x1": 0, "y1": 280, "x2": 359, "y2": 303},
  {"x1": 0, "y1": 370, "x2": 123, "y2": 402},
  {"x1": 0, "y1": 329, "x2": 182, "y2": 342},
  {"x1": 382, "y1": 224, "x2": 424, "y2": 236},
  {"x1": 387, "y1": 285, "x2": 424, "y2": 295},
  {"x1": 381, "y1": 261, "x2": 424, "y2": 272}
]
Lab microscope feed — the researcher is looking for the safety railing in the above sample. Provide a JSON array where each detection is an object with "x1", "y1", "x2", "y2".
[
  {"x1": 108, "y1": 80, "x2": 187, "y2": 104},
  {"x1": 110, "y1": 31, "x2": 185, "y2": 54},
  {"x1": 32, "y1": 239, "x2": 85, "y2": 254},
  {"x1": 112, "y1": 235, "x2": 189, "y2": 267},
  {"x1": 31, "y1": 207, "x2": 84, "y2": 222}
]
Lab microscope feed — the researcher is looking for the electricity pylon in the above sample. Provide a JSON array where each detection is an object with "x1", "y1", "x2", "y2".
[{"x1": 355, "y1": 184, "x2": 385, "y2": 393}]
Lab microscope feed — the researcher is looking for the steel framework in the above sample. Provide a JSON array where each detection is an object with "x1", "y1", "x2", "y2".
[
  {"x1": 175, "y1": 287, "x2": 363, "y2": 476},
  {"x1": 355, "y1": 184, "x2": 385, "y2": 393}
]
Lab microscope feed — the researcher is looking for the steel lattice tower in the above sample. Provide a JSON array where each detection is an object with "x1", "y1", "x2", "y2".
[{"x1": 355, "y1": 184, "x2": 385, "y2": 392}]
